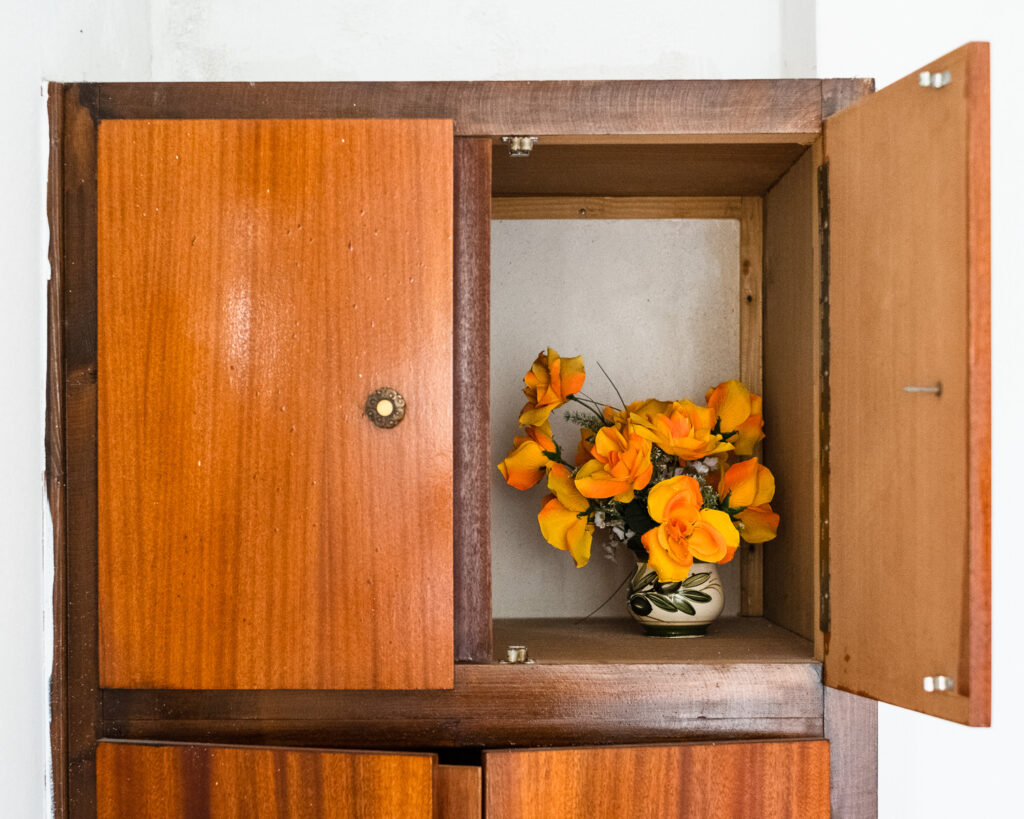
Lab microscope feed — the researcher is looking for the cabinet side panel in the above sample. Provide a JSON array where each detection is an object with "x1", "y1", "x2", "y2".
[
  {"x1": 824, "y1": 43, "x2": 989, "y2": 723},
  {"x1": 484, "y1": 741, "x2": 830, "y2": 819},
  {"x1": 60, "y1": 83, "x2": 101, "y2": 818},
  {"x1": 97, "y1": 119, "x2": 454, "y2": 690},
  {"x1": 96, "y1": 742, "x2": 435, "y2": 818},
  {"x1": 763, "y1": 146, "x2": 821, "y2": 643}
]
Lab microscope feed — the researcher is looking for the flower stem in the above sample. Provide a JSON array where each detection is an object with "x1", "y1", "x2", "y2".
[{"x1": 567, "y1": 394, "x2": 607, "y2": 424}]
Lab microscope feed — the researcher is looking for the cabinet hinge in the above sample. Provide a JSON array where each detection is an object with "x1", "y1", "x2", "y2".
[
  {"x1": 818, "y1": 161, "x2": 831, "y2": 635},
  {"x1": 501, "y1": 136, "x2": 538, "y2": 157}
]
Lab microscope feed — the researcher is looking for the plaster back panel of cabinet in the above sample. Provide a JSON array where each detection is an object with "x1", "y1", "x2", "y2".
[{"x1": 490, "y1": 219, "x2": 740, "y2": 618}]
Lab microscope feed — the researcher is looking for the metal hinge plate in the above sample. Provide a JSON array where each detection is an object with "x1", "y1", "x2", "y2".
[{"x1": 501, "y1": 136, "x2": 538, "y2": 157}]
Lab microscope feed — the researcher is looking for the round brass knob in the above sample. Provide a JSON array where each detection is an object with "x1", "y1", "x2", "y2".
[{"x1": 365, "y1": 387, "x2": 406, "y2": 429}]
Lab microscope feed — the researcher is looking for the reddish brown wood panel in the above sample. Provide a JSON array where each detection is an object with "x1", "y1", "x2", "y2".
[
  {"x1": 94, "y1": 81, "x2": 828, "y2": 138},
  {"x1": 436, "y1": 765, "x2": 482, "y2": 819},
  {"x1": 453, "y1": 138, "x2": 492, "y2": 663},
  {"x1": 97, "y1": 119, "x2": 454, "y2": 689},
  {"x1": 824, "y1": 43, "x2": 990, "y2": 724},
  {"x1": 96, "y1": 742, "x2": 435, "y2": 818},
  {"x1": 491, "y1": 143, "x2": 808, "y2": 197},
  {"x1": 484, "y1": 741, "x2": 830, "y2": 819}
]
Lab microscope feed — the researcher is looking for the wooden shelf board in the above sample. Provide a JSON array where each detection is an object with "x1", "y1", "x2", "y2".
[{"x1": 492, "y1": 617, "x2": 814, "y2": 665}]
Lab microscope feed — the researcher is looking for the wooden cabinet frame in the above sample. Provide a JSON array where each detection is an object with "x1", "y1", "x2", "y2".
[{"x1": 48, "y1": 54, "x2": 987, "y2": 816}]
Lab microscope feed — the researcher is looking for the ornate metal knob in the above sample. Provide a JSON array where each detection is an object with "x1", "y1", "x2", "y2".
[{"x1": 365, "y1": 387, "x2": 406, "y2": 429}]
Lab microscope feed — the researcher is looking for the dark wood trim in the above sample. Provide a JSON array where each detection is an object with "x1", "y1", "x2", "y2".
[
  {"x1": 824, "y1": 688, "x2": 877, "y2": 819},
  {"x1": 102, "y1": 663, "x2": 823, "y2": 749},
  {"x1": 94, "y1": 80, "x2": 829, "y2": 137},
  {"x1": 46, "y1": 81, "x2": 68, "y2": 819},
  {"x1": 60, "y1": 83, "x2": 100, "y2": 819},
  {"x1": 820, "y1": 79, "x2": 876, "y2": 119},
  {"x1": 453, "y1": 137, "x2": 493, "y2": 663}
]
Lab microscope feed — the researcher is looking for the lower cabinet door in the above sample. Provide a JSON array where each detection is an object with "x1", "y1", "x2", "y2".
[
  {"x1": 96, "y1": 741, "x2": 436, "y2": 818},
  {"x1": 484, "y1": 740, "x2": 830, "y2": 819}
]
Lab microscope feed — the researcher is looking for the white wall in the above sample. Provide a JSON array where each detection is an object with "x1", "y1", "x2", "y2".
[
  {"x1": 817, "y1": 6, "x2": 1022, "y2": 816},
  {"x1": 4, "y1": 0, "x2": 1014, "y2": 814}
]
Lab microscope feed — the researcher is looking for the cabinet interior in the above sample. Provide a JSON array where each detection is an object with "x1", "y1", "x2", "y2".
[{"x1": 485, "y1": 136, "x2": 823, "y2": 663}]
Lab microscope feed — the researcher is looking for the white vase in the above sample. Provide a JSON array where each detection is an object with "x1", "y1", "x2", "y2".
[{"x1": 626, "y1": 561, "x2": 724, "y2": 637}]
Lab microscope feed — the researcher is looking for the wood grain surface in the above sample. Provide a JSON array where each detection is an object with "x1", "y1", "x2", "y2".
[
  {"x1": 491, "y1": 196, "x2": 743, "y2": 220},
  {"x1": 435, "y1": 765, "x2": 482, "y2": 819},
  {"x1": 103, "y1": 659, "x2": 824, "y2": 748},
  {"x1": 738, "y1": 197, "x2": 765, "y2": 617},
  {"x1": 492, "y1": 142, "x2": 808, "y2": 197},
  {"x1": 60, "y1": 83, "x2": 102, "y2": 819},
  {"x1": 453, "y1": 138, "x2": 493, "y2": 663},
  {"x1": 492, "y1": 617, "x2": 812, "y2": 664},
  {"x1": 94, "y1": 81, "x2": 828, "y2": 138},
  {"x1": 763, "y1": 145, "x2": 820, "y2": 646},
  {"x1": 96, "y1": 741, "x2": 435, "y2": 818},
  {"x1": 484, "y1": 740, "x2": 830, "y2": 819},
  {"x1": 824, "y1": 688, "x2": 878, "y2": 819},
  {"x1": 824, "y1": 43, "x2": 990, "y2": 724},
  {"x1": 97, "y1": 119, "x2": 454, "y2": 689},
  {"x1": 46, "y1": 81, "x2": 69, "y2": 819}
]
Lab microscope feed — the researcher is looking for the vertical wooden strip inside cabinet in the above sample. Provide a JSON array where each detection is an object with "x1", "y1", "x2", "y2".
[
  {"x1": 483, "y1": 741, "x2": 831, "y2": 819},
  {"x1": 96, "y1": 118, "x2": 455, "y2": 690},
  {"x1": 96, "y1": 741, "x2": 436, "y2": 818},
  {"x1": 823, "y1": 42, "x2": 991, "y2": 725}
]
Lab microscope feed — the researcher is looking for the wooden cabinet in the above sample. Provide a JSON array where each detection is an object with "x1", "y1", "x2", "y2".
[
  {"x1": 47, "y1": 42, "x2": 989, "y2": 818},
  {"x1": 96, "y1": 742, "x2": 437, "y2": 818}
]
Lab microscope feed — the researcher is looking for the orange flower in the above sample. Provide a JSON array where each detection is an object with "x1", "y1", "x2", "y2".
[
  {"x1": 574, "y1": 425, "x2": 653, "y2": 503},
  {"x1": 640, "y1": 475, "x2": 740, "y2": 581},
  {"x1": 632, "y1": 400, "x2": 732, "y2": 461},
  {"x1": 574, "y1": 425, "x2": 597, "y2": 466},
  {"x1": 706, "y1": 380, "x2": 765, "y2": 456},
  {"x1": 518, "y1": 348, "x2": 586, "y2": 428},
  {"x1": 497, "y1": 426, "x2": 557, "y2": 490},
  {"x1": 718, "y1": 458, "x2": 779, "y2": 543},
  {"x1": 537, "y1": 464, "x2": 594, "y2": 567}
]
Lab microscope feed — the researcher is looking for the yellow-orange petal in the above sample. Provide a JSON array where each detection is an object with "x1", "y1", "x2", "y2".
[
  {"x1": 646, "y1": 475, "x2": 702, "y2": 523},
  {"x1": 706, "y1": 380, "x2": 751, "y2": 431},
  {"x1": 538, "y1": 495, "x2": 593, "y2": 567},
  {"x1": 686, "y1": 509, "x2": 740, "y2": 563},
  {"x1": 574, "y1": 458, "x2": 632, "y2": 499},
  {"x1": 497, "y1": 437, "x2": 549, "y2": 490},
  {"x1": 642, "y1": 525, "x2": 694, "y2": 582},
  {"x1": 546, "y1": 463, "x2": 591, "y2": 512},
  {"x1": 738, "y1": 504, "x2": 780, "y2": 543},
  {"x1": 720, "y1": 458, "x2": 775, "y2": 508}
]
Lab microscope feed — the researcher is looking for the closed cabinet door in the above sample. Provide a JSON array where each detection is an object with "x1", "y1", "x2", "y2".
[
  {"x1": 483, "y1": 741, "x2": 831, "y2": 819},
  {"x1": 96, "y1": 741, "x2": 437, "y2": 818},
  {"x1": 97, "y1": 118, "x2": 455, "y2": 690}
]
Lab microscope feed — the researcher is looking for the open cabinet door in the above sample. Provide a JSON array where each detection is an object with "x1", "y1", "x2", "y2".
[
  {"x1": 97, "y1": 118, "x2": 454, "y2": 690},
  {"x1": 96, "y1": 742, "x2": 436, "y2": 817},
  {"x1": 824, "y1": 43, "x2": 990, "y2": 724}
]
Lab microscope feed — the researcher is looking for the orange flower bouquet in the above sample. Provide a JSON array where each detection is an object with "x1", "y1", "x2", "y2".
[{"x1": 497, "y1": 348, "x2": 780, "y2": 635}]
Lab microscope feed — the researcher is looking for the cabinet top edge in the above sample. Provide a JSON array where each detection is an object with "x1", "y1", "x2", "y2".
[{"x1": 51, "y1": 80, "x2": 872, "y2": 136}]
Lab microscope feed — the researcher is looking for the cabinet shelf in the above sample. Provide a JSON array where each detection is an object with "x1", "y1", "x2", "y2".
[{"x1": 492, "y1": 617, "x2": 814, "y2": 665}]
